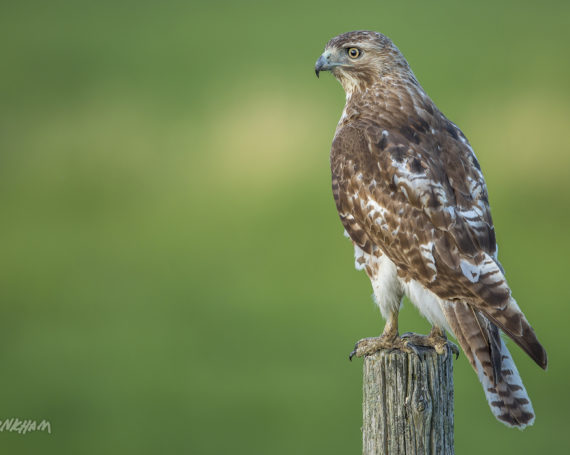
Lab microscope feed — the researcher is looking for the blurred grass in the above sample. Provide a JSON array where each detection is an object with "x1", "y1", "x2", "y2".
[{"x1": 0, "y1": 0, "x2": 569, "y2": 453}]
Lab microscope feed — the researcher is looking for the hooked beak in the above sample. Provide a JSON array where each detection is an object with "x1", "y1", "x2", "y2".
[
  {"x1": 315, "y1": 55, "x2": 326, "y2": 78},
  {"x1": 315, "y1": 52, "x2": 335, "y2": 78}
]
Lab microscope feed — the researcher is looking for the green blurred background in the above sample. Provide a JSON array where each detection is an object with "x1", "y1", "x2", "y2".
[{"x1": 1, "y1": 0, "x2": 569, "y2": 453}]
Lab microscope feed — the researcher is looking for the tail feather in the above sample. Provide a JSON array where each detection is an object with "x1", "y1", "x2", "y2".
[
  {"x1": 458, "y1": 253, "x2": 548, "y2": 370},
  {"x1": 479, "y1": 297, "x2": 548, "y2": 370},
  {"x1": 443, "y1": 302, "x2": 536, "y2": 428},
  {"x1": 477, "y1": 339, "x2": 535, "y2": 428},
  {"x1": 445, "y1": 302, "x2": 496, "y2": 380}
]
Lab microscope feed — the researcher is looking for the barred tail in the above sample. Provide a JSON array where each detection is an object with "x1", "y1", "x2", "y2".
[
  {"x1": 443, "y1": 302, "x2": 535, "y2": 428},
  {"x1": 479, "y1": 296, "x2": 547, "y2": 371},
  {"x1": 476, "y1": 338, "x2": 535, "y2": 428}
]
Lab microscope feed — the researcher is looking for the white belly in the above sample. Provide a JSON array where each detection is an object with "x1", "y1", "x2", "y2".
[
  {"x1": 353, "y1": 243, "x2": 452, "y2": 332},
  {"x1": 400, "y1": 279, "x2": 452, "y2": 332}
]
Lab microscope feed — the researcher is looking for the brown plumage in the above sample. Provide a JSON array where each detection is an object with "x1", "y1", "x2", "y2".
[{"x1": 316, "y1": 31, "x2": 546, "y2": 428}]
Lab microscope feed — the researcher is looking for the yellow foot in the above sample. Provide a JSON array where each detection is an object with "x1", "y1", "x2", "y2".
[
  {"x1": 400, "y1": 332, "x2": 460, "y2": 359},
  {"x1": 349, "y1": 335, "x2": 420, "y2": 360}
]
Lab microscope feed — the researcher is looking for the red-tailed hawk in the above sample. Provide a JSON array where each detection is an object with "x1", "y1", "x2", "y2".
[{"x1": 315, "y1": 31, "x2": 547, "y2": 428}]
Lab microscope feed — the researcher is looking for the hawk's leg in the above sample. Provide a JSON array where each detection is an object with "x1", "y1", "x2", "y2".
[
  {"x1": 401, "y1": 326, "x2": 459, "y2": 359},
  {"x1": 349, "y1": 311, "x2": 418, "y2": 360}
]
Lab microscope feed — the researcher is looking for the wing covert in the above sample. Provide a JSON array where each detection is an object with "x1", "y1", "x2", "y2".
[{"x1": 330, "y1": 121, "x2": 502, "y2": 304}]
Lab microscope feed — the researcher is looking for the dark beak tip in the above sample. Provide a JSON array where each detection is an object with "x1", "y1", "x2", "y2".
[{"x1": 315, "y1": 54, "x2": 328, "y2": 79}]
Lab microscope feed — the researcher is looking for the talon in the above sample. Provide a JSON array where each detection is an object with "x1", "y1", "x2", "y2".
[
  {"x1": 402, "y1": 339, "x2": 421, "y2": 356},
  {"x1": 448, "y1": 341, "x2": 460, "y2": 360},
  {"x1": 349, "y1": 327, "x2": 460, "y2": 361},
  {"x1": 349, "y1": 334, "x2": 402, "y2": 359}
]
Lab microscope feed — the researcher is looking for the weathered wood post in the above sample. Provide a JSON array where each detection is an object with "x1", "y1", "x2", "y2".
[{"x1": 362, "y1": 347, "x2": 454, "y2": 455}]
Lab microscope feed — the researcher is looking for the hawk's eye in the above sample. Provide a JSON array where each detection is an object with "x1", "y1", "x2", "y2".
[{"x1": 347, "y1": 47, "x2": 361, "y2": 59}]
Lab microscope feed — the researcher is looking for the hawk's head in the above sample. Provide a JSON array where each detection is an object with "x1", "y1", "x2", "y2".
[{"x1": 315, "y1": 31, "x2": 412, "y2": 93}]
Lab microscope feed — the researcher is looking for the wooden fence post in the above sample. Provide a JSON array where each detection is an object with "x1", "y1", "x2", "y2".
[{"x1": 362, "y1": 347, "x2": 454, "y2": 455}]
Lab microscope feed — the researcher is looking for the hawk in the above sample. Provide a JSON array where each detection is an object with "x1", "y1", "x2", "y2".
[{"x1": 315, "y1": 31, "x2": 547, "y2": 428}]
